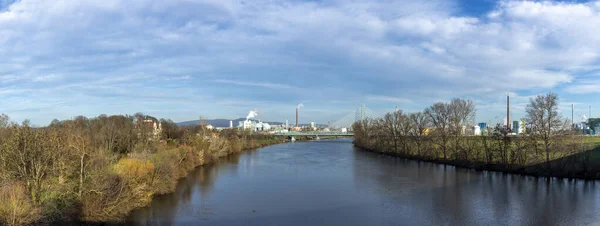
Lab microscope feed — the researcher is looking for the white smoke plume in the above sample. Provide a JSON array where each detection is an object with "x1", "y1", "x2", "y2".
[
  {"x1": 246, "y1": 110, "x2": 258, "y2": 121},
  {"x1": 297, "y1": 103, "x2": 304, "y2": 109}
]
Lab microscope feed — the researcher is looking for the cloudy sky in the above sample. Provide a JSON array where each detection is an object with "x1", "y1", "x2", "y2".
[{"x1": 1, "y1": 0, "x2": 600, "y2": 125}]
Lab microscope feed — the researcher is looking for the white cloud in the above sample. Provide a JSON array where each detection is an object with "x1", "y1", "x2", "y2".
[
  {"x1": 165, "y1": 75, "x2": 191, "y2": 80},
  {"x1": 366, "y1": 95, "x2": 412, "y2": 104},
  {"x1": 213, "y1": 79, "x2": 295, "y2": 89},
  {"x1": 2, "y1": 0, "x2": 600, "y2": 124},
  {"x1": 0, "y1": 74, "x2": 19, "y2": 83},
  {"x1": 565, "y1": 81, "x2": 600, "y2": 94},
  {"x1": 32, "y1": 74, "x2": 62, "y2": 82},
  {"x1": 506, "y1": 69, "x2": 573, "y2": 88}
]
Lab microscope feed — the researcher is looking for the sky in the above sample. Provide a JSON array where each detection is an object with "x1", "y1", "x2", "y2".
[{"x1": 1, "y1": 0, "x2": 600, "y2": 125}]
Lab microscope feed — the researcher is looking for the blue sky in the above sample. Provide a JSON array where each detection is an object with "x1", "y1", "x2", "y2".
[{"x1": 1, "y1": 0, "x2": 600, "y2": 125}]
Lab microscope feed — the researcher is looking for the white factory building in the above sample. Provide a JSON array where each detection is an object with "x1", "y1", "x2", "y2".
[
  {"x1": 238, "y1": 120, "x2": 272, "y2": 131},
  {"x1": 239, "y1": 120, "x2": 254, "y2": 130},
  {"x1": 255, "y1": 122, "x2": 272, "y2": 131}
]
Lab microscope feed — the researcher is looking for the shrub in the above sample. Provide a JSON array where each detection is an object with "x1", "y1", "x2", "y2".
[
  {"x1": 113, "y1": 158, "x2": 155, "y2": 183},
  {"x1": 0, "y1": 182, "x2": 41, "y2": 225}
]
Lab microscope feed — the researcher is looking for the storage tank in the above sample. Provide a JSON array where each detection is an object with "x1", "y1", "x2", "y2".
[{"x1": 473, "y1": 126, "x2": 481, "y2": 136}]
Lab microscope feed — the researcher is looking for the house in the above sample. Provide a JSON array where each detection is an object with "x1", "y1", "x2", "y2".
[{"x1": 138, "y1": 119, "x2": 162, "y2": 140}]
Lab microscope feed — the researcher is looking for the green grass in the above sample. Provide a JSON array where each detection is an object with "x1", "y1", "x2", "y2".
[{"x1": 585, "y1": 136, "x2": 600, "y2": 145}]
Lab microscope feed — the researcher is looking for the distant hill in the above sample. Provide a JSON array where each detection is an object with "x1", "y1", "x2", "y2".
[{"x1": 177, "y1": 118, "x2": 326, "y2": 128}]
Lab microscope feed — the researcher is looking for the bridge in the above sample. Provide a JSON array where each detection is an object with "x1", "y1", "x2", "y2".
[
  {"x1": 273, "y1": 131, "x2": 354, "y2": 137},
  {"x1": 329, "y1": 104, "x2": 382, "y2": 129},
  {"x1": 273, "y1": 104, "x2": 381, "y2": 139}
]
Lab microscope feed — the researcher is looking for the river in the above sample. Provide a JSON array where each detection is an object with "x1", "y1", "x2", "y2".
[{"x1": 128, "y1": 139, "x2": 600, "y2": 225}]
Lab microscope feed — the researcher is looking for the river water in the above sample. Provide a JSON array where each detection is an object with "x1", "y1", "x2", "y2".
[{"x1": 128, "y1": 139, "x2": 600, "y2": 225}]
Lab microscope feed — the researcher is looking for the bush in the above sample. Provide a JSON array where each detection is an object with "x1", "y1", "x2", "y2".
[
  {"x1": 0, "y1": 182, "x2": 41, "y2": 225},
  {"x1": 113, "y1": 158, "x2": 155, "y2": 183}
]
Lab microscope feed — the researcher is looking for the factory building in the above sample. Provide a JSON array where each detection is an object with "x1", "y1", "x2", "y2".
[
  {"x1": 239, "y1": 120, "x2": 255, "y2": 130},
  {"x1": 473, "y1": 126, "x2": 481, "y2": 136},
  {"x1": 254, "y1": 122, "x2": 272, "y2": 131},
  {"x1": 512, "y1": 120, "x2": 525, "y2": 134}
]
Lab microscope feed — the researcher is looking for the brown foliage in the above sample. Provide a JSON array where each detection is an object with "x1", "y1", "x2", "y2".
[
  {"x1": 0, "y1": 182, "x2": 41, "y2": 225},
  {"x1": 0, "y1": 113, "x2": 281, "y2": 224}
]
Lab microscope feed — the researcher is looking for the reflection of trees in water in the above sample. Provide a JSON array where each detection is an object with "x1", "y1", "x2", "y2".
[
  {"x1": 520, "y1": 178, "x2": 597, "y2": 225},
  {"x1": 352, "y1": 149, "x2": 600, "y2": 225},
  {"x1": 129, "y1": 151, "x2": 249, "y2": 225},
  {"x1": 351, "y1": 148, "x2": 463, "y2": 196}
]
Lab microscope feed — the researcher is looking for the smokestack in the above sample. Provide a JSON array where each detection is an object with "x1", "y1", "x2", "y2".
[
  {"x1": 295, "y1": 103, "x2": 303, "y2": 128},
  {"x1": 572, "y1": 104, "x2": 574, "y2": 128},
  {"x1": 230, "y1": 120, "x2": 233, "y2": 128},
  {"x1": 507, "y1": 93, "x2": 510, "y2": 131}
]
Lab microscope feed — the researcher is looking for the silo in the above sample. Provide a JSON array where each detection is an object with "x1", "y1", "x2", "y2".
[{"x1": 473, "y1": 126, "x2": 481, "y2": 136}]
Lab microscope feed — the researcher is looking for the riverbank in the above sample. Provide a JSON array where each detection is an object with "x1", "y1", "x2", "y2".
[
  {"x1": 0, "y1": 114, "x2": 293, "y2": 225},
  {"x1": 354, "y1": 140, "x2": 600, "y2": 180},
  {"x1": 88, "y1": 135, "x2": 288, "y2": 224}
]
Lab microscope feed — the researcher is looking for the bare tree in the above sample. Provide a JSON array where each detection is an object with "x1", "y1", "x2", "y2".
[
  {"x1": 0, "y1": 125, "x2": 57, "y2": 204},
  {"x1": 398, "y1": 112, "x2": 413, "y2": 155},
  {"x1": 409, "y1": 112, "x2": 431, "y2": 157},
  {"x1": 382, "y1": 113, "x2": 399, "y2": 153},
  {"x1": 491, "y1": 124, "x2": 510, "y2": 164},
  {"x1": 68, "y1": 131, "x2": 90, "y2": 198},
  {"x1": 449, "y1": 98, "x2": 476, "y2": 159},
  {"x1": 425, "y1": 103, "x2": 451, "y2": 160},
  {"x1": 524, "y1": 92, "x2": 568, "y2": 164}
]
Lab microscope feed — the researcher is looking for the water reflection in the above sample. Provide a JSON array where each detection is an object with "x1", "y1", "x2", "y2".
[{"x1": 129, "y1": 140, "x2": 600, "y2": 226}]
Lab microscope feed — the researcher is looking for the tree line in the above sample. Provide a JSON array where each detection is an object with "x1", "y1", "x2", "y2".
[
  {"x1": 0, "y1": 113, "x2": 281, "y2": 225},
  {"x1": 353, "y1": 93, "x2": 596, "y2": 176}
]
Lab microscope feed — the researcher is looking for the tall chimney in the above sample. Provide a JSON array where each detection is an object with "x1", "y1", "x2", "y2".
[
  {"x1": 296, "y1": 108, "x2": 299, "y2": 127},
  {"x1": 507, "y1": 93, "x2": 510, "y2": 131}
]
